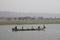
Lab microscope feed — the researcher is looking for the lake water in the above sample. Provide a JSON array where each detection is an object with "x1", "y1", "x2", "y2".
[{"x1": 0, "y1": 24, "x2": 60, "y2": 40}]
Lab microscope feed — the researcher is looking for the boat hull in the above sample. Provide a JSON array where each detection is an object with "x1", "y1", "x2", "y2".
[{"x1": 12, "y1": 28, "x2": 45, "y2": 31}]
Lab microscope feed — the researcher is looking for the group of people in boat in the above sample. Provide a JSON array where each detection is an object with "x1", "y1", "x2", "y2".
[
  {"x1": 12, "y1": 25, "x2": 46, "y2": 31},
  {"x1": 37, "y1": 25, "x2": 46, "y2": 29}
]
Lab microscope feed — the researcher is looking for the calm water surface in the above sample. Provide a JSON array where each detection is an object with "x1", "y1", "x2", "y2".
[{"x1": 0, "y1": 24, "x2": 60, "y2": 40}]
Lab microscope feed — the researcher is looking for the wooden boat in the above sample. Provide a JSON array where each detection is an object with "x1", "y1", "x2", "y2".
[{"x1": 12, "y1": 26, "x2": 46, "y2": 31}]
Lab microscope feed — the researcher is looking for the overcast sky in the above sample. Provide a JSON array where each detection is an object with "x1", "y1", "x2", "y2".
[{"x1": 0, "y1": 0, "x2": 60, "y2": 13}]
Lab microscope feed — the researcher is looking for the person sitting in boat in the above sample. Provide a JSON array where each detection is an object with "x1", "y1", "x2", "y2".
[
  {"x1": 38, "y1": 26, "x2": 40, "y2": 29},
  {"x1": 22, "y1": 26, "x2": 23, "y2": 30},
  {"x1": 31, "y1": 26, "x2": 34, "y2": 30},
  {"x1": 43, "y1": 25, "x2": 46, "y2": 29},
  {"x1": 15, "y1": 26, "x2": 17, "y2": 30}
]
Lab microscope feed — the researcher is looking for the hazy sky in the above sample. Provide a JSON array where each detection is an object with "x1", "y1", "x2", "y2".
[{"x1": 0, "y1": 0, "x2": 60, "y2": 13}]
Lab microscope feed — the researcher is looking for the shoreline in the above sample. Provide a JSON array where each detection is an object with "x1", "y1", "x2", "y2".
[
  {"x1": 0, "y1": 23, "x2": 60, "y2": 25},
  {"x1": 0, "y1": 20, "x2": 60, "y2": 25}
]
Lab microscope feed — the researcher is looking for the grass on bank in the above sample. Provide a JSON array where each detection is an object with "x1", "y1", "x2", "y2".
[{"x1": 0, "y1": 20, "x2": 60, "y2": 25}]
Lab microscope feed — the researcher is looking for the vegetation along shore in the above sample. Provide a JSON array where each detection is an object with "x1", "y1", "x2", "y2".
[{"x1": 0, "y1": 17, "x2": 60, "y2": 25}]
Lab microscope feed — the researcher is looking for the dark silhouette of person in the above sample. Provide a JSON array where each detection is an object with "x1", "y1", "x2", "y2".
[
  {"x1": 43, "y1": 25, "x2": 46, "y2": 29},
  {"x1": 15, "y1": 26, "x2": 17, "y2": 30},
  {"x1": 38, "y1": 26, "x2": 40, "y2": 29},
  {"x1": 22, "y1": 26, "x2": 23, "y2": 30}
]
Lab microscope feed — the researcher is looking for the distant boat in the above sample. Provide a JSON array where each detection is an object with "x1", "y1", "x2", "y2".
[{"x1": 12, "y1": 26, "x2": 46, "y2": 31}]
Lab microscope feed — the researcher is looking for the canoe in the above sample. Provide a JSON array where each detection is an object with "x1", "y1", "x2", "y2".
[{"x1": 12, "y1": 28, "x2": 45, "y2": 31}]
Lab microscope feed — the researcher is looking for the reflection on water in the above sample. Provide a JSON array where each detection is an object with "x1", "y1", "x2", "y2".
[{"x1": 0, "y1": 24, "x2": 60, "y2": 40}]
